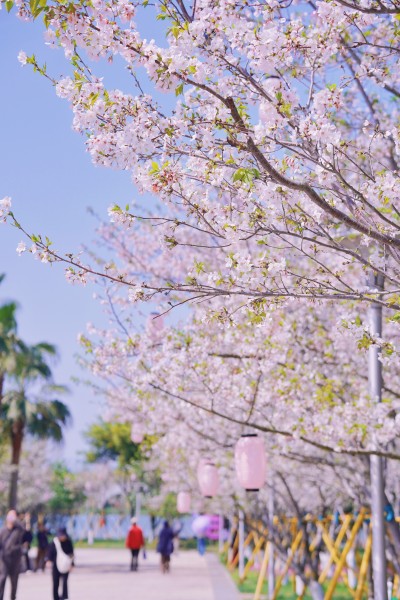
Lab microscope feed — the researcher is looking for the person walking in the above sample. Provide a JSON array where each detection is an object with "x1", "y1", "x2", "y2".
[
  {"x1": 0, "y1": 510, "x2": 25, "y2": 600},
  {"x1": 20, "y1": 514, "x2": 33, "y2": 573},
  {"x1": 156, "y1": 521, "x2": 175, "y2": 574},
  {"x1": 46, "y1": 528, "x2": 74, "y2": 600},
  {"x1": 197, "y1": 536, "x2": 207, "y2": 556},
  {"x1": 36, "y1": 524, "x2": 49, "y2": 572},
  {"x1": 125, "y1": 518, "x2": 145, "y2": 572}
]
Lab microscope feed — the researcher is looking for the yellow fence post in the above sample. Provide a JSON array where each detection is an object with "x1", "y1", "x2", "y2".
[
  {"x1": 354, "y1": 530, "x2": 372, "y2": 600},
  {"x1": 230, "y1": 531, "x2": 254, "y2": 572},
  {"x1": 245, "y1": 511, "x2": 377, "y2": 600},
  {"x1": 254, "y1": 542, "x2": 270, "y2": 600},
  {"x1": 319, "y1": 514, "x2": 353, "y2": 584},
  {"x1": 227, "y1": 523, "x2": 238, "y2": 568},
  {"x1": 393, "y1": 574, "x2": 400, "y2": 599},
  {"x1": 324, "y1": 510, "x2": 366, "y2": 600},
  {"x1": 272, "y1": 530, "x2": 304, "y2": 600},
  {"x1": 241, "y1": 534, "x2": 266, "y2": 582},
  {"x1": 318, "y1": 525, "x2": 353, "y2": 593}
]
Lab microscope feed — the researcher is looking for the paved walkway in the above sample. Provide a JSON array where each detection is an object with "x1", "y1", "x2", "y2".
[{"x1": 7, "y1": 549, "x2": 239, "y2": 600}]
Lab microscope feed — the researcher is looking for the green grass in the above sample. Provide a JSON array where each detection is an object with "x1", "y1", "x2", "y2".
[
  {"x1": 75, "y1": 539, "x2": 126, "y2": 549},
  {"x1": 74, "y1": 537, "x2": 215, "y2": 551},
  {"x1": 219, "y1": 550, "x2": 356, "y2": 599},
  {"x1": 230, "y1": 569, "x2": 355, "y2": 599}
]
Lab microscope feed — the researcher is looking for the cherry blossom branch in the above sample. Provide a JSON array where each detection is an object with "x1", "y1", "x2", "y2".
[{"x1": 149, "y1": 383, "x2": 400, "y2": 461}]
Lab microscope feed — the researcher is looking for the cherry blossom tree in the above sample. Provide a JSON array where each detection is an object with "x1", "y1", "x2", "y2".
[
  {"x1": 73, "y1": 258, "x2": 400, "y2": 598},
  {"x1": 2, "y1": 2, "x2": 400, "y2": 595},
  {"x1": 1, "y1": 0, "x2": 399, "y2": 320},
  {"x1": 0, "y1": 441, "x2": 53, "y2": 513},
  {"x1": 77, "y1": 277, "x2": 400, "y2": 458}
]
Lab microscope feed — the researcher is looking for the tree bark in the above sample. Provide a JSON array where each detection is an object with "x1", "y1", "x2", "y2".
[
  {"x1": 8, "y1": 420, "x2": 24, "y2": 509},
  {"x1": 0, "y1": 372, "x2": 4, "y2": 409}
]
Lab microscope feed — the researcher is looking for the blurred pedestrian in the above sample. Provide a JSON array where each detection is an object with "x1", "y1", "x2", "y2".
[
  {"x1": 156, "y1": 521, "x2": 175, "y2": 574},
  {"x1": 0, "y1": 510, "x2": 25, "y2": 600},
  {"x1": 36, "y1": 523, "x2": 49, "y2": 572},
  {"x1": 20, "y1": 514, "x2": 33, "y2": 572},
  {"x1": 125, "y1": 517, "x2": 145, "y2": 572},
  {"x1": 192, "y1": 514, "x2": 210, "y2": 557},
  {"x1": 197, "y1": 536, "x2": 206, "y2": 556},
  {"x1": 46, "y1": 528, "x2": 74, "y2": 600}
]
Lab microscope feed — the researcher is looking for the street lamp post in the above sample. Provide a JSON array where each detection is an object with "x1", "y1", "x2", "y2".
[
  {"x1": 218, "y1": 515, "x2": 224, "y2": 554},
  {"x1": 368, "y1": 272, "x2": 388, "y2": 600},
  {"x1": 268, "y1": 485, "x2": 275, "y2": 600},
  {"x1": 238, "y1": 509, "x2": 245, "y2": 580}
]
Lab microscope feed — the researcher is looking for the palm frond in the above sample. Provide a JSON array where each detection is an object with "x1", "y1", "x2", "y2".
[
  {"x1": 0, "y1": 302, "x2": 18, "y2": 336},
  {"x1": 27, "y1": 399, "x2": 71, "y2": 442}
]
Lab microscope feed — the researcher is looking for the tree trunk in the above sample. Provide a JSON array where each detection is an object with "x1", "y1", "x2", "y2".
[
  {"x1": 8, "y1": 421, "x2": 24, "y2": 509},
  {"x1": 0, "y1": 372, "x2": 4, "y2": 409}
]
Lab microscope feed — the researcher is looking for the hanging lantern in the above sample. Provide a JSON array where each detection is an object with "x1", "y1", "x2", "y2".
[
  {"x1": 235, "y1": 434, "x2": 266, "y2": 492},
  {"x1": 197, "y1": 462, "x2": 219, "y2": 498},
  {"x1": 131, "y1": 423, "x2": 145, "y2": 444},
  {"x1": 177, "y1": 491, "x2": 191, "y2": 514}
]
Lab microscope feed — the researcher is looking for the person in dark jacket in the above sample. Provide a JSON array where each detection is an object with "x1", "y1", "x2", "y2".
[
  {"x1": 36, "y1": 523, "x2": 49, "y2": 572},
  {"x1": 156, "y1": 521, "x2": 175, "y2": 574},
  {"x1": 20, "y1": 514, "x2": 33, "y2": 573},
  {"x1": 0, "y1": 510, "x2": 25, "y2": 600},
  {"x1": 46, "y1": 528, "x2": 74, "y2": 600}
]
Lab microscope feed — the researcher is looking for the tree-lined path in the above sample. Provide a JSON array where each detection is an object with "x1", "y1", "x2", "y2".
[{"x1": 7, "y1": 549, "x2": 239, "y2": 600}]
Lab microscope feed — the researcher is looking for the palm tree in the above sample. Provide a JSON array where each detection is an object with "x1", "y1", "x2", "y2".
[
  {"x1": 1, "y1": 342, "x2": 71, "y2": 508},
  {"x1": 0, "y1": 274, "x2": 19, "y2": 408}
]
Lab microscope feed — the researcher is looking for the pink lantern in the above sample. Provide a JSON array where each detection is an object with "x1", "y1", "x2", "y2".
[
  {"x1": 235, "y1": 434, "x2": 266, "y2": 491},
  {"x1": 177, "y1": 491, "x2": 191, "y2": 514},
  {"x1": 131, "y1": 423, "x2": 145, "y2": 444},
  {"x1": 197, "y1": 462, "x2": 219, "y2": 498}
]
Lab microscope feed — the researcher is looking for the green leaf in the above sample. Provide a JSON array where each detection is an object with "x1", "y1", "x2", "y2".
[
  {"x1": 175, "y1": 83, "x2": 184, "y2": 96},
  {"x1": 149, "y1": 161, "x2": 160, "y2": 174},
  {"x1": 194, "y1": 261, "x2": 205, "y2": 274},
  {"x1": 29, "y1": 0, "x2": 47, "y2": 18},
  {"x1": 5, "y1": 0, "x2": 14, "y2": 12},
  {"x1": 169, "y1": 24, "x2": 181, "y2": 39},
  {"x1": 232, "y1": 167, "x2": 261, "y2": 185}
]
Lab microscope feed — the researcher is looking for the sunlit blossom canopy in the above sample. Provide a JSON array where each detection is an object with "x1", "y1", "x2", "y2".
[{"x1": 130, "y1": 422, "x2": 145, "y2": 444}]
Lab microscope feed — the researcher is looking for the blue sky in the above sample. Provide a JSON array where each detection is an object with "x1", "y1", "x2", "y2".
[{"x1": 0, "y1": 16, "x2": 140, "y2": 465}]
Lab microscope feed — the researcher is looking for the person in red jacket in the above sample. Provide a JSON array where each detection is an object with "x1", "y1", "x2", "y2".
[{"x1": 125, "y1": 518, "x2": 145, "y2": 572}]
